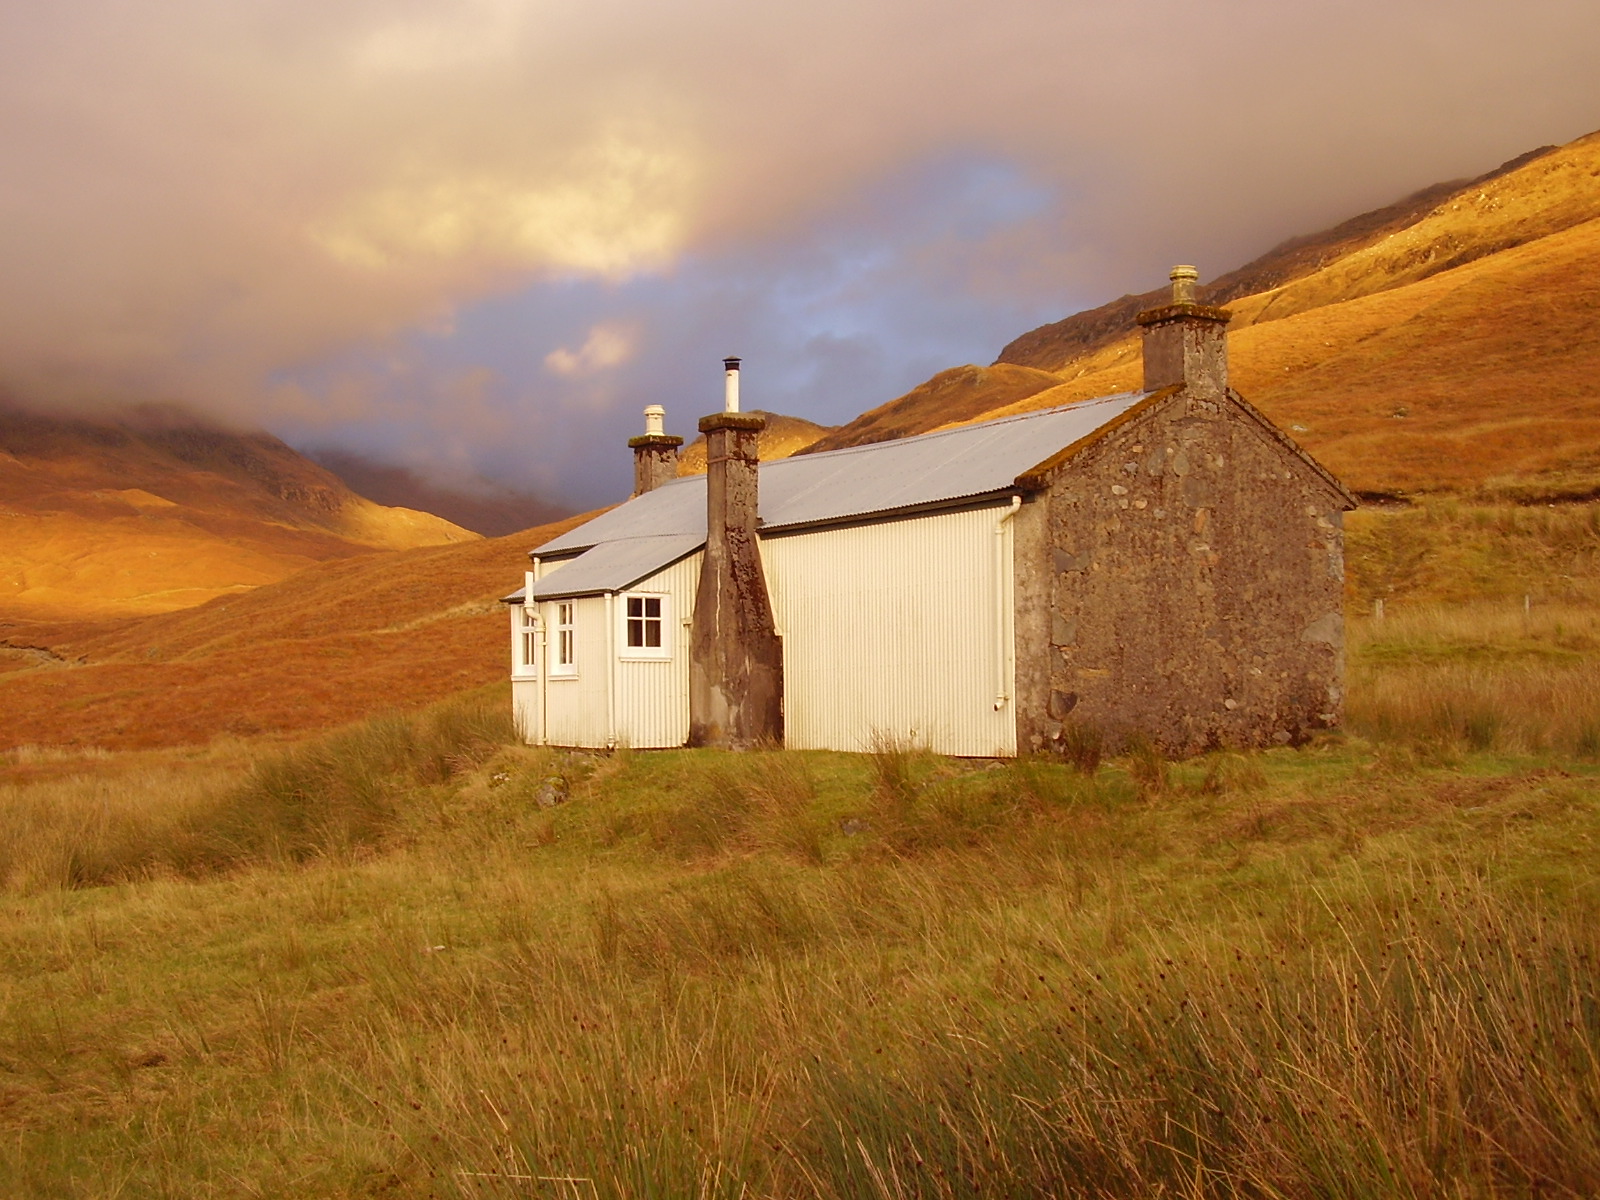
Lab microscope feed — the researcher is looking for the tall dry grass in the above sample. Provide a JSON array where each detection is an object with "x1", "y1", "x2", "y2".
[
  {"x1": 1345, "y1": 501, "x2": 1600, "y2": 608},
  {"x1": 143, "y1": 773, "x2": 1596, "y2": 1199},
  {"x1": 3, "y1": 501, "x2": 1600, "y2": 1194},
  {"x1": 1348, "y1": 600, "x2": 1600, "y2": 755},
  {"x1": 0, "y1": 724, "x2": 1596, "y2": 1196},
  {"x1": 0, "y1": 688, "x2": 514, "y2": 892}
]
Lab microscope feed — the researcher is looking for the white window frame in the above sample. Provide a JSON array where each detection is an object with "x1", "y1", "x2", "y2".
[
  {"x1": 550, "y1": 600, "x2": 577, "y2": 678},
  {"x1": 515, "y1": 604, "x2": 539, "y2": 678},
  {"x1": 619, "y1": 592, "x2": 671, "y2": 660}
]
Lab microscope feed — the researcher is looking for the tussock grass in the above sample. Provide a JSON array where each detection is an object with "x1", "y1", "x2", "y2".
[
  {"x1": 4, "y1": 503, "x2": 1600, "y2": 1194},
  {"x1": 1349, "y1": 599, "x2": 1600, "y2": 756},
  {"x1": 0, "y1": 724, "x2": 1595, "y2": 1197},
  {"x1": 0, "y1": 688, "x2": 513, "y2": 891}
]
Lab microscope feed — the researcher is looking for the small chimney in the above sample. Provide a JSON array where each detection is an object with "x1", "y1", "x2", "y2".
[
  {"x1": 627, "y1": 404, "x2": 683, "y2": 496},
  {"x1": 689, "y1": 356, "x2": 782, "y2": 748},
  {"x1": 1135, "y1": 265, "x2": 1231, "y2": 397}
]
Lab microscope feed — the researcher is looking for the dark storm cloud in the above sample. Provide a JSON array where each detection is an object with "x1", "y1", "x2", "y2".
[{"x1": 1, "y1": 0, "x2": 1596, "y2": 496}]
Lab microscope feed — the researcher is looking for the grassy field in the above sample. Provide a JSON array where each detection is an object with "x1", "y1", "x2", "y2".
[{"x1": 2, "y1": 502, "x2": 1600, "y2": 1197}]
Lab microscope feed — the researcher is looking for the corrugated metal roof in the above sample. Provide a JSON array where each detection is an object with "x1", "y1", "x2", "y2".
[
  {"x1": 525, "y1": 392, "x2": 1145, "y2": 597},
  {"x1": 525, "y1": 533, "x2": 704, "y2": 600}
]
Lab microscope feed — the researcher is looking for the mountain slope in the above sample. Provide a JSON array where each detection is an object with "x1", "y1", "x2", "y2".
[
  {"x1": 311, "y1": 448, "x2": 570, "y2": 536},
  {"x1": 796, "y1": 365, "x2": 1059, "y2": 455},
  {"x1": 0, "y1": 405, "x2": 477, "y2": 619},
  {"x1": 0, "y1": 511, "x2": 590, "y2": 750},
  {"x1": 994, "y1": 143, "x2": 1563, "y2": 373},
  {"x1": 977, "y1": 217, "x2": 1600, "y2": 495},
  {"x1": 805, "y1": 128, "x2": 1600, "y2": 497}
]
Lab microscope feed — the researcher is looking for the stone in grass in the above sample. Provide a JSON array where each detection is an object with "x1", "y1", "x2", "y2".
[{"x1": 534, "y1": 775, "x2": 570, "y2": 808}]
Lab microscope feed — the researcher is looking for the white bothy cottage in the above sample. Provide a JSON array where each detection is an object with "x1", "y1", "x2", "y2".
[{"x1": 507, "y1": 270, "x2": 1355, "y2": 758}]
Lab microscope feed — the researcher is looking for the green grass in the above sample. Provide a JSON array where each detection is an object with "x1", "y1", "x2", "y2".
[
  {"x1": 2, "y1": 499, "x2": 1599, "y2": 1196},
  {"x1": 0, "y1": 705, "x2": 1597, "y2": 1197}
]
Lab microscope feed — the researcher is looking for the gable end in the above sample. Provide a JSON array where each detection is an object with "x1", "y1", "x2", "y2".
[
  {"x1": 1014, "y1": 385, "x2": 1182, "y2": 491},
  {"x1": 1221, "y1": 389, "x2": 1358, "y2": 511}
]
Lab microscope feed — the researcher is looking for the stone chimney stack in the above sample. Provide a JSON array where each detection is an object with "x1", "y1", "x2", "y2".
[
  {"x1": 689, "y1": 358, "x2": 783, "y2": 748},
  {"x1": 1135, "y1": 265, "x2": 1232, "y2": 398},
  {"x1": 628, "y1": 404, "x2": 683, "y2": 496}
]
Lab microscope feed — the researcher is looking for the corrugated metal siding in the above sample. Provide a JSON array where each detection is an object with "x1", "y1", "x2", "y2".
[
  {"x1": 540, "y1": 594, "x2": 612, "y2": 748},
  {"x1": 512, "y1": 679, "x2": 539, "y2": 744},
  {"x1": 528, "y1": 552, "x2": 701, "y2": 749},
  {"x1": 764, "y1": 506, "x2": 1016, "y2": 757},
  {"x1": 614, "y1": 552, "x2": 700, "y2": 748}
]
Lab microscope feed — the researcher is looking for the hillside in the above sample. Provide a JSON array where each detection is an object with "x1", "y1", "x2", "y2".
[
  {"x1": 797, "y1": 364, "x2": 1060, "y2": 455},
  {"x1": 810, "y1": 129, "x2": 1600, "y2": 497},
  {"x1": 0, "y1": 510, "x2": 588, "y2": 750},
  {"x1": 0, "y1": 404, "x2": 477, "y2": 620},
  {"x1": 310, "y1": 447, "x2": 570, "y2": 536},
  {"x1": 675, "y1": 410, "x2": 836, "y2": 474},
  {"x1": 994, "y1": 143, "x2": 1562, "y2": 373}
]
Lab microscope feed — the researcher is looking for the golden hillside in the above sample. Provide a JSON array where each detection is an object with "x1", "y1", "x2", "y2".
[
  {"x1": 797, "y1": 365, "x2": 1061, "y2": 455},
  {"x1": 0, "y1": 405, "x2": 477, "y2": 620},
  {"x1": 675, "y1": 411, "x2": 837, "y2": 474},
  {"x1": 0, "y1": 511, "x2": 588, "y2": 750},
  {"x1": 814, "y1": 129, "x2": 1600, "y2": 497}
]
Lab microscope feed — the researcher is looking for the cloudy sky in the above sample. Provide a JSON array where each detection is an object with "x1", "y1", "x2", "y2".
[{"x1": 2, "y1": 0, "x2": 1597, "y2": 508}]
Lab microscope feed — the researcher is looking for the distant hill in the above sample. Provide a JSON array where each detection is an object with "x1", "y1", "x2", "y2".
[
  {"x1": 812, "y1": 130, "x2": 1600, "y2": 498},
  {"x1": 676, "y1": 411, "x2": 836, "y2": 474},
  {"x1": 310, "y1": 448, "x2": 570, "y2": 537},
  {"x1": 0, "y1": 511, "x2": 589, "y2": 750},
  {"x1": 0, "y1": 403, "x2": 477, "y2": 620}
]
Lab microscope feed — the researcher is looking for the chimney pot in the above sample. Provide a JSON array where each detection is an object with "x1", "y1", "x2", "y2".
[
  {"x1": 643, "y1": 404, "x2": 665, "y2": 437},
  {"x1": 723, "y1": 356, "x2": 741, "y2": 413},
  {"x1": 1170, "y1": 264, "x2": 1199, "y2": 305}
]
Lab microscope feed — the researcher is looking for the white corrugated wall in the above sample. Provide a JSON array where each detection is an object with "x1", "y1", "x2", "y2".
[
  {"x1": 539, "y1": 594, "x2": 612, "y2": 748},
  {"x1": 763, "y1": 505, "x2": 1016, "y2": 757},
  {"x1": 614, "y1": 552, "x2": 700, "y2": 748},
  {"x1": 520, "y1": 552, "x2": 701, "y2": 750}
]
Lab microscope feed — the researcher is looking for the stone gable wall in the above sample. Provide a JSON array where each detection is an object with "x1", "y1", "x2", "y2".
[{"x1": 1015, "y1": 389, "x2": 1347, "y2": 756}]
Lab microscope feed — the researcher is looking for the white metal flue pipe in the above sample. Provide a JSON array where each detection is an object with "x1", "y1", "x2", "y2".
[
  {"x1": 993, "y1": 496, "x2": 1021, "y2": 710},
  {"x1": 525, "y1": 567, "x2": 548, "y2": 746},
  {"x1": 723, "y1": 357, "x2": 741, "y2": 413},
  {"x1": 605, "y1": 591, "x2": 618, "y2": 750}
]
